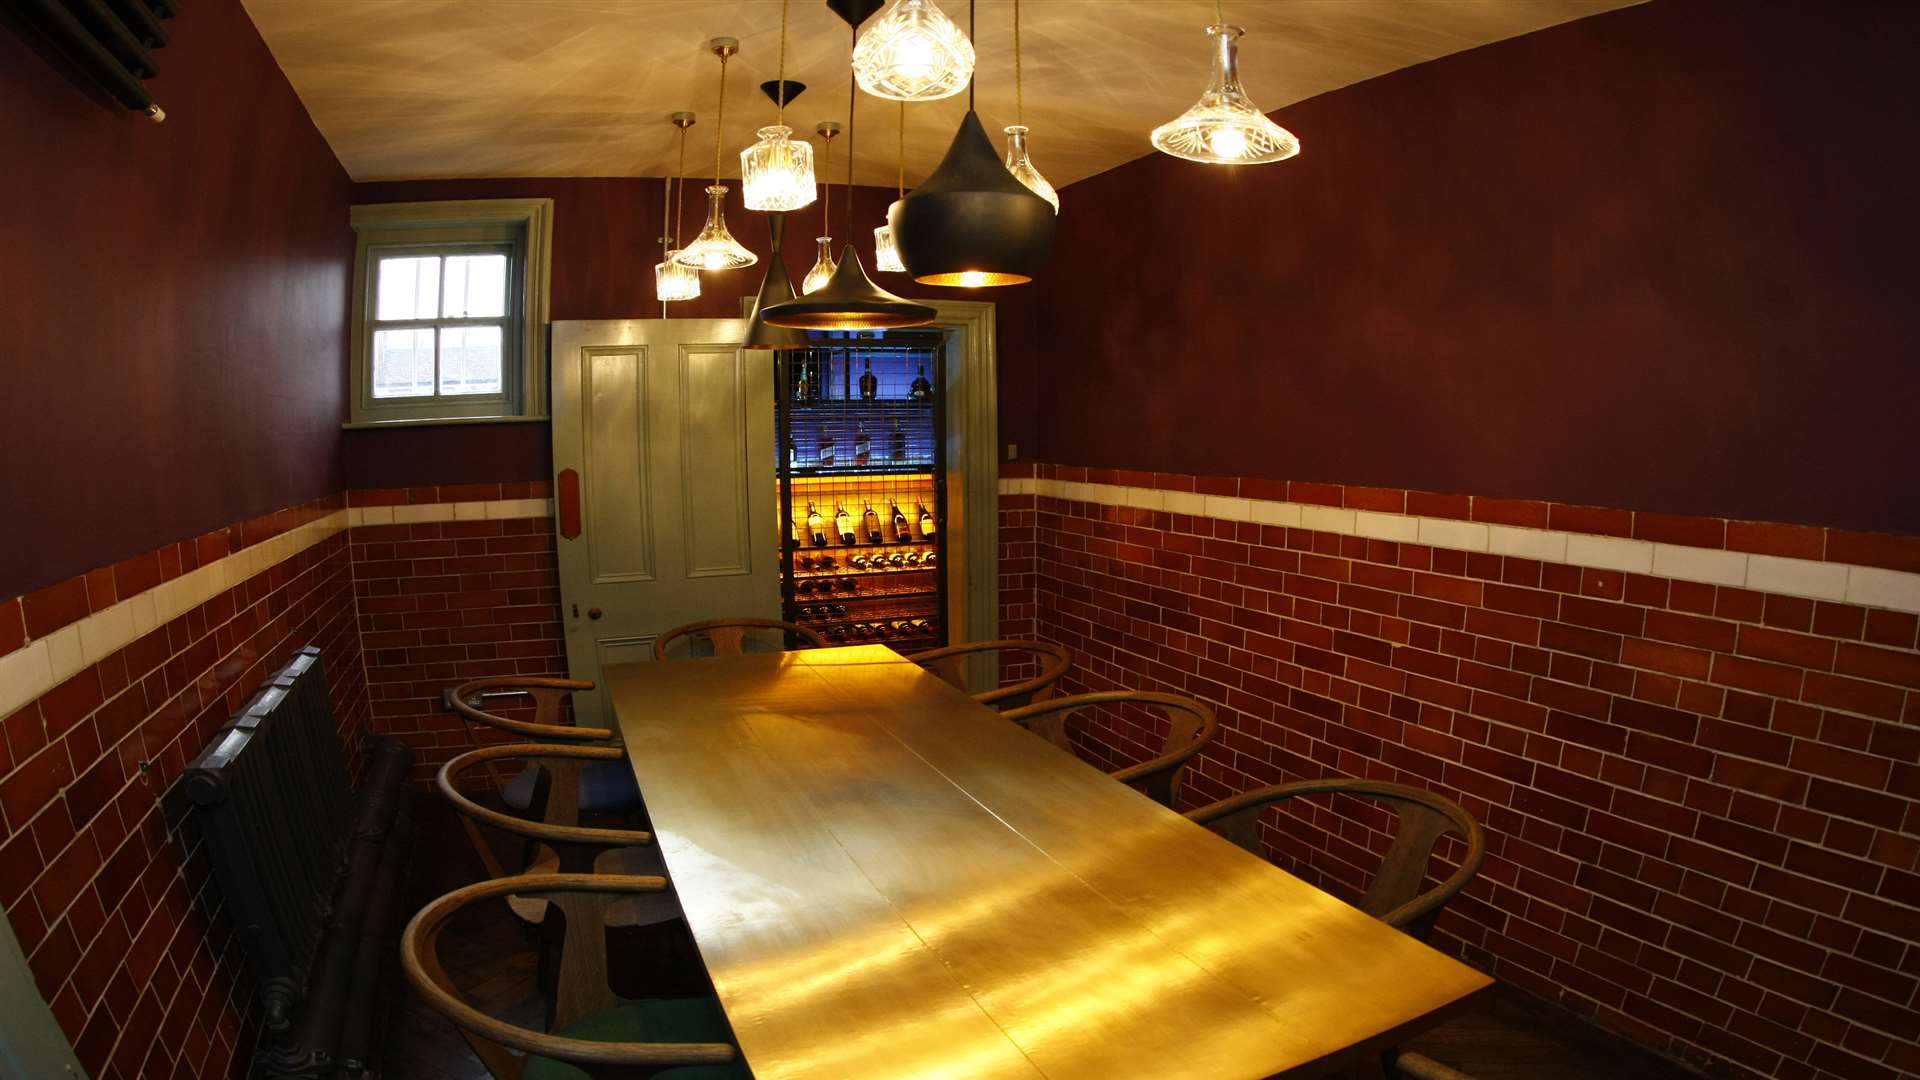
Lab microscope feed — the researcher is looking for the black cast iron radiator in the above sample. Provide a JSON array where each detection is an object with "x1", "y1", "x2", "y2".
[{"x1": 185, "y1": 646, "x2": 414, "y2": 1080}]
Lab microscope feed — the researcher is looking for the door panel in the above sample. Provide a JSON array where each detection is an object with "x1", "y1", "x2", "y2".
[{"x1": 553, "y1": 320, "x2": 778, "y2": 723}]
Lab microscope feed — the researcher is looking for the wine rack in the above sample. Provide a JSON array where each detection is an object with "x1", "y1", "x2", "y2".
[{"x1": 776, "y1": 331, "x2": 947, "y2": 651}]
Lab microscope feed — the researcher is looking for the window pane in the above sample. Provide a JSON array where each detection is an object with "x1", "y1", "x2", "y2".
[
  {"x1": 443, "y1": 254, "x2": 508, "y2": 318},
  {"x1": 372, "y1": 328, "x2": 437, "y2": 398},
  {"x1": 439, "y1": 325, "x2": 503, "y2": 395},
  {"x1": 376, "y1": 256, "x2": 440, "y2": 320}
]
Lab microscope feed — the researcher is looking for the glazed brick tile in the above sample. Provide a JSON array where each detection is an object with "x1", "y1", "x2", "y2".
[
  {"x1": 1345, "y1": 486, "x2": 1407, "y2": 513},
  {"x1": 1472, "y1": 497, "x2": 1551, "y2": 529},
  {"x1": 1288, "y1": 481, "x2": 1344, "y2": 507},
  {"x1": 1824, "y1": 529, "x2": 1920, "y2": 574},
  {"x1": 1549, "y1": 504, "x2": 1635, "y2": 539},
  {"x1": 22, "y1": 576, "x2": 90, "y2": 639},
  {"x1": 1408, "y1": 491, "x2": 1472, "y2": 520},
  {"x1": 1634, "y1": 513, "x2": 1726, "y2": 549},
  {"x1": 0, "y1": 599, "x2": 23, "y2": 656}
]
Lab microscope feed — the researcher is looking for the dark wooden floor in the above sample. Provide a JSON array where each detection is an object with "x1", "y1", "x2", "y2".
[{"x1": 379, "y1": 797, "x2": 1699, "y2": 1080}]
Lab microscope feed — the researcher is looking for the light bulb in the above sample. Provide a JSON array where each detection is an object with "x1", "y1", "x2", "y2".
[
  {"x1": 741, "y1": 125, "x2": 817, "y2": 212},
  {"x1": 1208, "y1": 126, "x2": 1248, "y2": 160},
  {"x1": 674, "y1": 185, "x2": 759, "y2": 270},
  {"x1": 802, "y1": 236, "x2": 838, "y2": 294},
  {"x1": 852, "y1": 0, "x2": 975, "y2": 102},
  {"x1": 654, "y1": 251, "x2": 702, "y2": 302},
  {"x1": 874, "y1": 225, "x2": 905, "y2": 272},
  {"x1": 957, "y1": 271, "x2": 989, "y2": 287}
]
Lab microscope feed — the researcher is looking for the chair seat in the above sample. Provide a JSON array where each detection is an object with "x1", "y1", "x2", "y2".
[
  {"x1": 522, "y1": 998, "x2": 749, "y2": 1080},
  {"x1": 502, "y1": 760, "x2": 644, "y2": 813}
]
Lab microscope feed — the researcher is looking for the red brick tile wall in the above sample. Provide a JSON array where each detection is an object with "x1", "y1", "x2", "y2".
[
  {"x1": 997, "y1": 464, "x2": 1041, "y2": 687},
  {"x1": 348, "y1": 485, "x2": 566, "y2": 783},
  {"x1": 1008, "y1": 467, "x2": 1919, "y2": 1080},
  {"x1": 0, "y1": 496, "x2": 368, "y2": 1079}
]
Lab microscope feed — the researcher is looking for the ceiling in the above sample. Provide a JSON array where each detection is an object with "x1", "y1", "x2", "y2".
[{"x1": 243, "y1": 0, "x2": 1640, "y2": 188}]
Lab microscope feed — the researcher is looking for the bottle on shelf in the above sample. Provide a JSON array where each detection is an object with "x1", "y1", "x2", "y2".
[
  {"x1": 840, "y1": 576, "x2": 858, "y2": 593},
  {"x1": 834, "y1": 504, "x2": 857, "y2": 545},
  {"x1": 909, "y1": 364, "x2": 932, "y2": 402},
  {"x1": 787, "y1": 436, "x2": 798, "y2": 470},
  {"x1": 797, "y1": 579, "x2": 814, "y2": 594},
  {"x1": 798, "y1": 555, "x2": 814, "y2": 571},
  {"x1": 862, "y1": 503, "x2": 883, "y2": 545},
  {"x1": 790, "y1": 514, "x2": 803, "y2": 551},
  {"x1": 859, "y1": 356, "x2": 878, "y2": 401},
  {"x1": 792, "y1": 363, "x2": 810, "y2": 402},
  {"x1": 817, "y1": 429, "x2": 835, "y2": 468},
  {"x1": 817, "y1": 578, "x2": 836, "y2": 594},
  {"x1": 821, "y1": 555, "x2": 838, "y2": 570},
  {"x1": 806, "y1": 503, "x2": 827, "y2": 547},
  {"x1": 849, "y1": 555, "x2": 869, "y2": 570},
  {"x1": 890, "y1": 418, "x2": 907, "y2": 462},
  {"x1": 917, "y1": 502, "x2": 937, "y2": 539},
  {"x1": 891, "y1": 500, "x2": 912, "y2": 542},
  {"x1": 854, "y1": 423, "x2": 872, "y2": 466}
]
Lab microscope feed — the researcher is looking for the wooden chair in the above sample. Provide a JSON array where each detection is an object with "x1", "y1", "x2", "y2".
[
  {"x1": 1184, "y1": 779, "x2": 1487, "y2": 940},
  {"x1": 653, "y1": 617, "x2": 827, "y2": 661},
  {"x1": 910, "y1": 639, "x2": 1073, "y2": 708},
  {"x1": 403, "y1": 873, "x2": 746, "y2": 1080},
  {"x1": 1001, "y1": 691, "x2": 1219, "y2": 807},
  {"x1": 443, "y1": 677, "x2": 643, "y2": 884},
  {"x1": 438, "y1": 744, "x2": 680, "y2": 931}
]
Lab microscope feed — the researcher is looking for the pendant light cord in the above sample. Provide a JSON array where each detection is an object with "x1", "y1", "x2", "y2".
[
  {"x1": 674, "y1": 122, "x2": 689, "y2": 246},
  {"x1": 1215, "y1": 0, "x2": 1225, "y2": 27},
  {"x1": 968, "y1": 0, "x2": 975, "y2": 111},
  {"x1": 776, "y1": 0, "x2": 789, "y2": 124},
  {"x1": 896, "y1": 101, "x2": 905, "y2": 199},
  {"x1": 1014, "y1": 0, "x2": 1023, "y2": 124},
  {"x1": 847, "y1": 21, "x2": 856, "y2": 230},
  {"x1": 821, "y1": 130, "x2": 832, "y2": 236},
  {"x1": 711, "y1": 48, "x2": 728, "y2": 185}
]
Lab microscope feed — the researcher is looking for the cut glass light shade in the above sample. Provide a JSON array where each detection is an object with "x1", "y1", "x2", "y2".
[
  {"x1": 802, "y1": 236, "x2": 838, "y2": 295},
  {"x1": 655, "y1": 250, "x2": 702, "y2": 301},
  {"x1": 1003, "y1": 125, "x2": 1059, "y2": 213},
  {"x1": 852, "y1": 0, "x2": 975, "y2": 102},
  {"x1": 1150, "y1": 25, "x2": 1300, "y2": 165},
  {"x1": 741, "y1": 125, "x2": 817, "y2": 212},
  {"x1": 873, "y1": 224, "x2": 905, "y2": 272},
  {"x1": 674, "y1": 185, "x2": 759, "y2": 270}
]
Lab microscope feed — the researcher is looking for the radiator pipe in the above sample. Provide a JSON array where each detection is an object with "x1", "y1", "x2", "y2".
[
  {"x1": 339, "y1": 793, "x2": 414, "y2": 1073},
  {"x1": 16, "y1": 0, "x2": 156, "y2": 112}
]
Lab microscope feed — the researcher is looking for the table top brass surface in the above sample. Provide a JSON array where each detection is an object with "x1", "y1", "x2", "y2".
[{"x1": 607, "y1": 645, "x2": 1491, "y2": 1080}]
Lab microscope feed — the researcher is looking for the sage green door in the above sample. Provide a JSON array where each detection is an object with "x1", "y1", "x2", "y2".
[{"x1": 551, "y1": 319, "x2": 780, "y2": 724}]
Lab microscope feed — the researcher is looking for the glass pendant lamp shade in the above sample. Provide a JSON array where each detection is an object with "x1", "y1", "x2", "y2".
[
  {"x1": 743, "y1": 212, "x2": 809, "y2": 349},
  {"x1": 654, "y1": 251, "x2": 702, "y2": 301},
  {"x1": 873, "y1": 222, "x2": 905, "y2": 272},
  {"x1": 1151, "y1": 25, "x2": 1300, "y2": 165},
  {"x1": 802, "y1": 237, "x2": 838, "y2": 294},
  {"x1": 1002, "y1": 125, "x2": 1058, "y2": 213},
  {"x1": 674, "y1": 185, "x2": 759, "y2": 270},
  {"x1": 892, "y1": 110, "x2": 1055, "y2": 287},
  {"x1": 852, "y1": 0, "x2": 974, "y2": 102},
  {"x1": 763, "y1": 244, "x2": 935, "y2": 329},
  {"x1": 741, "y1": 126, "x2": 817, "y2": 211}
]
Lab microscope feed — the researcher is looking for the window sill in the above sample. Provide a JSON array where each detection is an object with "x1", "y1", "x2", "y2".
[{"x1": 341, "y1": 414, "x2": 550, "y2": 431}]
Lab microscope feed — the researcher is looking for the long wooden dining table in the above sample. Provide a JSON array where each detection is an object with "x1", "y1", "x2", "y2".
[{"x1": 606, "y1": 644, "x2": 1491, "y2": 1079}]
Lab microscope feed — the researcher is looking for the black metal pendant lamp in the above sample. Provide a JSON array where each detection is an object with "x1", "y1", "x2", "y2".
[
  {"x1": 764, "y1": 0, "x2": 935, "y2": 330},
  {"x1": 891, "y1": 0, "x2": 1055, "y2": 286}
]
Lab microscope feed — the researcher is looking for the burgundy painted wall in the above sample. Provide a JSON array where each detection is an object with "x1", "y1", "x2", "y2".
[
  {"x1": 0, "y1": 0, "x2": 354, "y2": 600},
  {"x1": 343, "y1": 177, "x2": 1040, "y2": 488},
  {"x1": 1028, "y1": 0, "x2": 1920, "y2": 536}
]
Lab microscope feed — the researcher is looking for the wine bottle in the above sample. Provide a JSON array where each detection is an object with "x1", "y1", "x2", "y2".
[
  {"x1": 849, "y1": 555, "x2": 868, "y2": 570},
  {"x1": 787, "y1": 436, "x2": 798, "y2": 470},
  {"x1": 917, "y1": 502, "x2": 936, "y2": 539},
  {"x1": 789, "y1": 514, "x2": 803, "y2": 551},
  {"x1": 817, "y1": 429, "x2": 835, "y2": 468},
  {"x1": 835, "y1": 504, "x2": 857, "y2": 545},
  {"x1": 791, "y1": 362, "x2": 810, "y2": 402},
  {"x1": 859, "y1": 356, "x2": 878, "y2": 401},
  {"x1": 890, "y1": 418, "x2": 907, "y2": 462},
  {"x1": 797, "y1": 579, "x2": 814, "y2": 594},
  {"x1": 806, "y1": 503, "x2": 827, "y2": 547},
  {"x1": 821, "y1": 555, "x2": 838, "y2": 570},
  {"x1": 840, "y1": 576, "x2": 858, "y2": 593},
  {"x1": 891, "y1": 501, "x2": 912, "y2": 542},
  {"x1": 854, "y1": 423, "x2": 872, "y2": 466},
  {"x1": 862, "y1": 503, "x2": 883, "y2": 544},
  {"x1": 909, "y1": 364, "x2": 932, "y2": 402}
]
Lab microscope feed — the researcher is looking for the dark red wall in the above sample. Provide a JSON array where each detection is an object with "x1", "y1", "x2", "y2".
[
  {"x1": 344, "y1": 177, "x2": 1040, "y2": 488},
  {"x1": 1028, "y1": 0, "x2": 1920, "y2": 535},
  {"x1": 0, "y1": 0, "x2": 353, "y2": 600}
]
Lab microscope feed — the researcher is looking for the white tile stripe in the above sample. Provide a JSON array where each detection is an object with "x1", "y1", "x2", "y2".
[
  {"x1": 0, "y1": 499, "x2": 556, "y2": 720},
  {"x1": 999, "y1": 477, "x2": 1920, "y2": 616}
]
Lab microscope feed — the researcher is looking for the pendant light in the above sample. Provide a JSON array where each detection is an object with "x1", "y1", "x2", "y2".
[
  {"x1": 741, "y1": 209, "x2": 810, "y2": 349},
  {"x1": 654, "y1": 112, "x2": 702, "y2": 304},
  {"x1": 1002, "y1": 0, "x2": 1057, "y2": 213},
  {"x1": 675, "y1": 38, "x2": 758, "y2": 271},
  {"x1": 891, "y1": 0, "x2": 1055, "y2": 287},
  {"x1": 740, "y1": 0, "x2": 816, "y2": 212},
  {"x1": 1150, "y1": 1, "x2": 1300, "y2": 165},
  {"x1": 851, "y1": 0, "x2": 973, "y2": 102},
  {"x1": 763, "y1": 2, "x2": 934, "y2": 331},
  {"x1": 873, "y1": 102, "x2": 907, "y2": 272},
  {"x1": 802, "y1": 121, "x2": 840, "y2": 295}
]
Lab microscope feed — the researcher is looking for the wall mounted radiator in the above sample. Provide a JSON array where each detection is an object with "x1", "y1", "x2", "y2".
[
  {"x1": 8, "y1": 0, "x2": 176, "y2": 119},
  {"x1": 185, "y1": 647, "x2": 415, "y2": 1080}
]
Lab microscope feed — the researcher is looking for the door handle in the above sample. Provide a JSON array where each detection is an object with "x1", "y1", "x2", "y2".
[{"x1": 587, "y1": 607, "x2": 603, "y2": 620}]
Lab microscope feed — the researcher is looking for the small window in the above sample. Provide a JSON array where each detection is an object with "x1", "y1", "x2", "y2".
[{"x1": 348, "y1": 200, "x2": 552, "y2": 426}]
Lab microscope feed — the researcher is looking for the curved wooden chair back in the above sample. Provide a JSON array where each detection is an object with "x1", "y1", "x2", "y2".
[
  {"x1": 446, "y1": 676, "x2": 608, "y2": 744},
  {"x1": 1185, "y1": 779, "x2": 1486, "y2": 939},
  {"x1": 910, "y1": 640, "x2": 1074, "y2": 708},
  {"x1": 403, "y1": 873, "x2": 739, "y2": 1080},
  {"x1": 439, "y1": 744, "x2": 653, "y2": 874},
  {"x1": 1002, "y1": 691, "x2": 1218, "y2": 807},
  {"x1": 653, "y1": 617, "x2": 827, "y2": 661}
]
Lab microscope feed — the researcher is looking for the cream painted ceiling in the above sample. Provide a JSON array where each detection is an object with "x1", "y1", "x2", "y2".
[{"x1": 243, "y1": 0, "x2": 1639, "y2": 187}]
